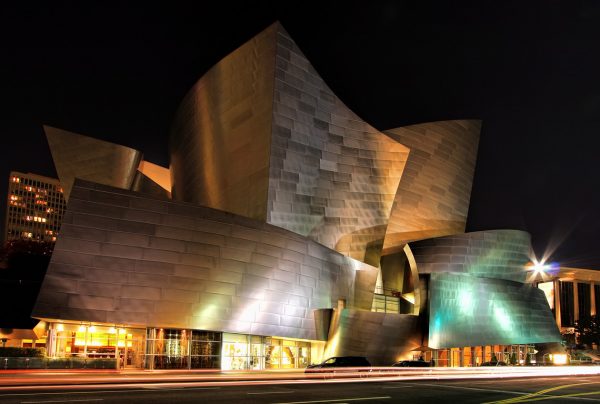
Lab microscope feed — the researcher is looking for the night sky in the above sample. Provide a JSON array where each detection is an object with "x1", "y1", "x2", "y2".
[{"x1": 2, "y1": 1, "x2": 599, "y2": 269}]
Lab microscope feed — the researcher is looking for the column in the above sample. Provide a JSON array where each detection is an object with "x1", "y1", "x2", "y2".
[
  {"x1": 554, "y1": 280, "x2": 562, "y2": 328},
  {"x1": 574, "y1": 281, "x2": 579, "y2": 322},
  {"x1": 46, "y1": 328, "x2": 56, "y2": 357},
  {"x1": 591, "y1": 282, "x2": 596, "y2": 317}
]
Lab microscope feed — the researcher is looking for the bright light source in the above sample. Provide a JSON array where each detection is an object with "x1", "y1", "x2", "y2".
[
  {"x1": 553, "y1": 354, "x2": 568, "y2": 365},
  {"x1": 526, "y1": 259, "x2": 558, "y2": 274},
  {"x1": 56, "y1": 323, "x2": 64, "y2": 332}
]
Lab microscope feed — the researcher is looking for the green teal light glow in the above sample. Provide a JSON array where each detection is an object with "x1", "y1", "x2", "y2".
[
  {"x1": 458, "y1": 289, "x2": 474, "y2": 316},
  {"x1": 492, "y1": 303, "x2": 513, "y2": 332}
]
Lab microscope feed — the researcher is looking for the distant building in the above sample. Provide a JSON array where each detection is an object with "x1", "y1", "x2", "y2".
[
  {"x1": 4, "y1": 171, "x2": 66, "y2": 243},
  {"x1": 535, "y1": 266, "x2": 600, "y2": 334}
]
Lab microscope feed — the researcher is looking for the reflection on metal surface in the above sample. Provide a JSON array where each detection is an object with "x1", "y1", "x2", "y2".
[
  {"x1": 427, "y1": 272, "x2": 561, "y2": 349},
  {"x1": 169, "y1": 23, "x2": 277, "y2": 221},
  {"x1": 321, "y1": 309, "x2": 421, "y2": 366},
  {"x1": 382, "y1": 120, "x2": 481, "y2": 254},
  {"x1": 33, "y1": 180, "x2": 378, "y2": 341},
  {"x1": 169, "y1": 22, "x2": 409, "y2": 265},
  {"x1": 132, "y1": 171, "x2": 171, "y2": 199},
  {"x1": 268, "y1": 26, "x2": 408, "y2": 264},
  {"x1": 409, "y1": 230, "x2": 531, "y2": 283},
  {"x1": 44, "y1": 126, "x2": 143, "y2": 200},
  {"x1": 137, "y1": 160, "x2": 171, "y2": 193}
]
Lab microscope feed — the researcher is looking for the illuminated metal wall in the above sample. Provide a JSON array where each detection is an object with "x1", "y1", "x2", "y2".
[
  {"x1": 169, "y1": 23, "x2": 277, "y2": 221},
  {"x1": 44, "y1": 126, "x2": 143, "y2": 201},
  {"x1": 32, "y1": 180, "x2": 378, "y2": 341},
  {"x1": 169, "y1": 22, "x2": 409, "y2": 265},
  {"x1": 409, "y1": 230, "x2": 531, "y2": 283},
  {"x1": 321, "y1": 309, "x2": 421, "y2": 366},
  {"x1": 428, "y1": 273, "x2": 561, "y2": 348},
  {"x1": 382, "y1": 120, "x2": 480, "y2": 254},
  {"x1": 266, "y1": 25, "x2": 409, "y2": 265}
]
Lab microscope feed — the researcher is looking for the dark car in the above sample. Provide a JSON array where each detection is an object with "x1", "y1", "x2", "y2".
[
  {"x1": 305, "y1": 356, "x2": 371, "y2": 372},
  {"x1": 392, "y1": 360, "x2": 431, "y2": 367},
  {"x1": 480, "y1": 361, "x2": 508, "y2": 366}
]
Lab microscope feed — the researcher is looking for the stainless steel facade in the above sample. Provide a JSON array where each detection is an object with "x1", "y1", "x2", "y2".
[
  {"x1": 383, "y1": 120, "x2": 481, "y2": 254},
  {"x1": 45, "y1": 126, "x2": 143, "y2": 201},
  {"x1": 428, "y1": 273, "x2": 560, "y2": 348},
  {"x1": 33, "y1": 180, "x2": 378, "y2": 341},
  {"x1": 30, "y1": 22, "x2": 561, "y2": 367},
  {"x1": 169, "y1": 22, "x2": 409, "y2": 266},
  {"x1": 409, "y1": 230, "x2": 531, "y2": 283}
]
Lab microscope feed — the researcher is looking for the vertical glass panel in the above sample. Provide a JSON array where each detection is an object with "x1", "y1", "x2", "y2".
[
  {"x1": 578, "y1": 283, "x2": 591, "y2": 319},
  {"x1": 560, "y1": 282, "x2": 575, "y2": 327}
]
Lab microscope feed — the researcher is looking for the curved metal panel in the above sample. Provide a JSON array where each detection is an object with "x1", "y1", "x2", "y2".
[
  {"x1": 169, "y1": 23, "x2": 278, "y2": 221},
  {"x1": 428, "y1": 273, "x2": 561, "y2": 348},
  {"x1": 32, "y1": 180, "x2": 378, "y2": 341},
  {"x1": 168, "y1": 23, "x2": 409, "y2": 265},
  {"x1": 44, "y1": 126, "x2": 143, "y2": 200},
  {"x1": 267, "y1": 26, "x2": 409, "y2": 264},
  {"x1": 322, "y1": 309, "x2": 421, "y2": 366},
  {"x1": 382, "y1": 120, "x2": 481, "y2": 253},
  {"x1": 409, "y1": 229, "x2": 531, "y2": 283},
  {"x1": 137, "y1": 160, "x2": 171, "y2": 193}
]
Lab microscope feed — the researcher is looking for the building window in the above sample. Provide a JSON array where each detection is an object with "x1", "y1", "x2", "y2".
[
  {"x1": 371, "y1": 294, "x2": 400, "y2": 313},
  {"x1": 560, "y1": 281, "x2": 575, "y2": 327},
  {"x1": 578, "y1": 283, "x2": 591, "y2": 319}
]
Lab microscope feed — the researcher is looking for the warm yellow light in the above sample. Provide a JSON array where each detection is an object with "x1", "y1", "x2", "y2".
[
  {"x1": 118, "y1": 328, "x2": 126, "y2": 334},
  {"x1": 78, "y1": 325, "x2": 86, "y2": 332},
  {"x1": 56, "y1": 323, "x2": 64, "y2": 332},
  {"x1": 88, "y1": 325, "x2": 96, "y2": 333},
  {"x1": 553, "y1": 354, "x2": 568, "y2": 365},
  {"x1": 108, "y1": 327, "x2": 116, "y2": 334}
]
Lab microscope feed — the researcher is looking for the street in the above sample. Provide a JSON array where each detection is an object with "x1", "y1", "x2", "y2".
[{"x1": 2, "y1": 372, "x2": 600, "y2": 403}]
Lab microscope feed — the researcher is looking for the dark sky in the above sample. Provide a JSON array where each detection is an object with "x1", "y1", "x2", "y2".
[{"x1": 2, "y1": 1, "x2": 600, "y2": 269}]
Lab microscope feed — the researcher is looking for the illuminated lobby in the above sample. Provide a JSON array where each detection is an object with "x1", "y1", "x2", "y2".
[{"x1": 30, "y1": 22, "x2": 561, "y2": 369}]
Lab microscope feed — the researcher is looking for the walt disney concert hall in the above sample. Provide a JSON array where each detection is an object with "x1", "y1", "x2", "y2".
[{"x1": 32, "y1": 22, "x2": 560, "y2": 369}]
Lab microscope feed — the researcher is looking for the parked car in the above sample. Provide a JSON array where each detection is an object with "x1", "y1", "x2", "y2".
[
  {"x1": 392, "y1": 359, "x2": 431, "y2": 367},
  {"x1": 305, "y1": 356, "x2": 371, "y2": 372},
  {"x1": 480, "y1": 361, "x2": 508, "y2": 366}
]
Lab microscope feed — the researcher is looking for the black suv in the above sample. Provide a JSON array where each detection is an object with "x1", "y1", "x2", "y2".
[
  {"x1": 305, "y1": 356, "x2": 371, "y2": 372},
  {"x1": 392, "y1": 360, "x2": 431, "y2": 367}
]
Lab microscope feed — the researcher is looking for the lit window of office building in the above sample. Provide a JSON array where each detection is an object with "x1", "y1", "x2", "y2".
[{"x1": 4, "y1": 171, "x2": 66, "y2": 243}]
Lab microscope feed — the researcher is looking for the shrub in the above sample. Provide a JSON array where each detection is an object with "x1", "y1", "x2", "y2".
[{"x1": 0, "y1": 347, "x2": 45, "y2": 357}]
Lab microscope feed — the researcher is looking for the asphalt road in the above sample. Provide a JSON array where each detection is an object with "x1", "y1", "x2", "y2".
[{"x1": 2, "y1": 375, "x2": 600, "y2": 403}]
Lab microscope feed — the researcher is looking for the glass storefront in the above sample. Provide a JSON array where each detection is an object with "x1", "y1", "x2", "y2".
[
  {"x1": 221, "y1": 333, "x2": 264, "y2": 370},
  {"x1": 146, "y1": 328, "x2": 221, "y2": 369},
  {"x1": 221, "y1": 334, "x2": 312, "y2": 370},
  {"x1": 46, "y1": 323, "x2": 317, "y2": 370},
  {"x1": 48, "y1": 323, "x2": 145, "y2": 367},
  {"x1": 265, "y1": 337, "x2": 311, "y2": 369}
]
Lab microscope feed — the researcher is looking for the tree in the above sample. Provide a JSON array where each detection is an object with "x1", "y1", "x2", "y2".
[
  {"x1": 0, "y1": 240, "x2": 53, "y2": 329},
  {"x1": 574, "y1": 315, "x2": 600, "y2": 348}
]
